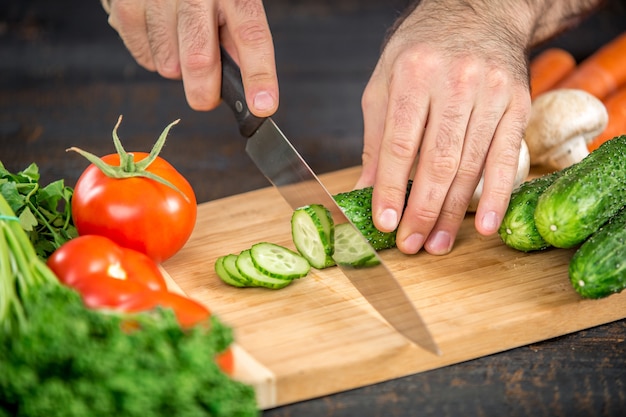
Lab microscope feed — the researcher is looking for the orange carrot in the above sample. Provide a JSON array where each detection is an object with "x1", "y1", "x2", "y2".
[
  {"x1": 556, "y1": 31, "x2": 626, "y2": 100},
  {"x1": 588, "y1": 84, "x2": 626, "y2": 151},
  {"x1": 529, "y1": 48, "x2": 576, "y2": 100}
]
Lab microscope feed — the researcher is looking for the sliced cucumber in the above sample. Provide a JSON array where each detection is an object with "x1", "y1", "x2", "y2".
[
  {"x1": 224, "y1": 253, "x2": 251, "y2": 286},
  {"x1": 250, "y1": 242, "x2": 310, "y2": 279},
  {"x1": 333, "y1": 222, "x2": 378, "y2": 267},
  {"x1": 215, "y1": 255, "x2": 247, "y2": 288},
  {"x1": 291, "y1": 204, "x2": 336, "y2": 269},
  {"x1": 235, "y1": 250, "x2": 293, "y2": 289}
]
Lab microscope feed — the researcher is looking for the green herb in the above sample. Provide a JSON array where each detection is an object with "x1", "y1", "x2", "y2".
[
  {"x1": 0, "y1": 193, "x2": 258, "y2": 416},
  {"x1": 0, "y1": 284, "x2": 258, "y2": 417},
  {"x1": 0, "y1": 161, "x2": 77, "y2": 259},
  {"x1": 0, "y1": 193, "x2": 59, "y2": 336}
]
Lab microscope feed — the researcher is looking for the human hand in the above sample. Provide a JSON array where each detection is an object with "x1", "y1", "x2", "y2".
[
  {"x1": 103, "y1": 0, "x2": 278, "y2": 115},
  {"x1": 356, "y1": 0, "x2": 532, "y2": 255}
]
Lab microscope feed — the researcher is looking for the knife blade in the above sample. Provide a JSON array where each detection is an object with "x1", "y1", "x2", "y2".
[{"x1": 219, "y1": 47, "x2": 440, "y2": 355}]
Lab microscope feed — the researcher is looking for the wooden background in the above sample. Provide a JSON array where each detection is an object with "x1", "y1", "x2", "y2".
[{"x1": 1, "y1": 0, "x2": 626, "y2": 416}]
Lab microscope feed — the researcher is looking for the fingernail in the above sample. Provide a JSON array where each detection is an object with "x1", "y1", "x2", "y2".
[
  {"x1": 253, "y1": 91, "x2": 275, "y2": 112},
  {"x1": 403, "y1": 233, "x2": 425, "y2": 254},
  {"x1": 425, "y1": 230, "x2": 452, "y2": 255},
  {"x1": 482, "y1": 210, "x2": 499, "y2": 233},
  {"x1": 378, "y1": 208, "x2": 398, "y2": 232}
]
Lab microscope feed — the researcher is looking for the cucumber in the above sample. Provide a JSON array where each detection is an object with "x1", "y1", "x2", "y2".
[
  {"x1": 215, "y1": 181, "x2": 412, "y2": 289},
  {"x1": 215, "y1": 255, "x2": 247, "y2": 288},
  {"x1": 534, "y1": 135, "x2": 626, "y2": 248},
  {"x1": 250, "y1": 242, "x2": 310, "y2": 280},
  {"x1": 333, "y1": 222, "x2": 378, "y2": 267},
  {"x1": 498, "y1": 170, "x2": 563, "y2": 252},
  {"x1": 222, "y1": 253, "x2": 250, "y2": 285},
  {"x1": 235, "y1": 249, "x2": 292, "y2": 289},
  {"x1": 333, "y1": 183, "x2": 410, "y2": 251},
  {"x1": 216, "y1": 244, "x2": 309, "y2": 289},
  {"x1": 569, "y1": 206, "x2": 626, "y2": 299},
  {"x1": 289, "y1": 183, "x2": 411, "y2": 269},
  {"x1": 291, "y1": 204, "x2": 336, "y2": 269}
]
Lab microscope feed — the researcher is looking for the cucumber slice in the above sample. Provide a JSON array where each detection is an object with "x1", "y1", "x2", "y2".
[
  {"x1": 215, "y1": 255, "x2": 247, "y2": 287},
  {"x1": 291, "y1": 204, "x2": 336, "y2": 269},
  {"x1": 222, "y1": 253, "x2": 250, "y2": 285},
  {"x1": 250, "y1": 242, "x2": 310, "y2": 279},
  {"x1": 235, "y1": 250, "x2": 293, "y2": 289},
  {"x1": 333, "y1": 222, "x2": 378, "y2": 267}
]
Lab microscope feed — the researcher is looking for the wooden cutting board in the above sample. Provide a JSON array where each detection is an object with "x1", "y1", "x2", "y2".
[{"x1": 161, "y1": 166, "x2": 626, "y2": 410}]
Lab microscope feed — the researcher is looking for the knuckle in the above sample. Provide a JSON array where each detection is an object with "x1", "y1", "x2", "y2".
[
  {"x1": 396, "y1": 46, "x2": 439, "y2": 73},
  {"x1": 234, "y1": 0, "x2": 265, "y2": 17},
  {"x1": 186, "y1": 86, "x2": 220, "y2": 111},
  {"x1": 360, "y1": 145, "x2": 376, "y2": 167},
  {"x1": 483, "y1": 184, "x2": 514, "y2": 207},
  {"x1": 429, "y1": 153, "x2": 459, "y2": 181},
  {"x1": 245, "y1": 70, "x2": 275, "y2": 86},
  {"x1": 361, "y1": 84, "x2": 378, "y2": 111},
  {"x1": 387, "y1": 134, "x2": 420, "y2": 162},
  {"x1": 407, "y1": 201, "x2": 441, "y2": 225},
  {"x1": 485, "y1": 66, "x2": 510, "y2": 91},
  {"x1": 132, "y1": 48, "x2": 156, "y2": 72},
  {"x1": 445, "y1": 56, "x2": 481, "y2": 89},
  {"x1": 456, "y1": 157, "x2": 484, "y2": 182},
  {"x1": 182, "y1": 52, "x2": 215, "y2": 75},
  {"x1": 109, "y1": 0, "x2": 141, "y2": 28},
  {"x1": 235, "y1": 21, "x2": 272, "y2": 47},
  {"x1": 440, "y1": 196, "x2": 469, "y2": 222},
  {"x1": 390, "y1": 95, "x2": 416, "y2": 128}
]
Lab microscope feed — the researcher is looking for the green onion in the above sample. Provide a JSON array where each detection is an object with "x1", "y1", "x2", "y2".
[{"x1": 0, "y1": 193, "x2": 57, "y2": 336}]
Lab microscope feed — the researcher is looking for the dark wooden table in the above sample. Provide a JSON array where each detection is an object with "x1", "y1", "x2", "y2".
[{"x1": 2, "y1": 1, "x2": 625, "y2": 416}]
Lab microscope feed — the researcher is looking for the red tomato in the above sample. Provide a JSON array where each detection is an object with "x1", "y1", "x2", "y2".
[
  {"x1": 74, "y1": 278, "x2": 150, "y2": 309},
  {"x1": 117, "y1": 291, "x2": 235, "y2": 374},
  {"x1": 115, "y1": 290, "x2": 211, "y2": 328},
  {"x1": 47, "y1": 235, "x2": 168, "y2": 308},
  {"x1": 215, "y1": 347, "x2": 235, "y2": 375},
  {"x1": 72, "y1": 152, "x2": 197, "y2": 263}
]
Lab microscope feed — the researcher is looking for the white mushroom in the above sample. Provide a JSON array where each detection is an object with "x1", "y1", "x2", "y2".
[
  {"x1": 525, "y1": 88, "x2": 608, "y2": 170},
  {"x1": 467, "y1": 139, "x2": 530, "y2": 213}
]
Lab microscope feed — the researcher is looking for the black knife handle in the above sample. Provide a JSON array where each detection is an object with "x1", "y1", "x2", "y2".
[{"x1": 220, "y1": 46, "x2": 266, "y2": 138}]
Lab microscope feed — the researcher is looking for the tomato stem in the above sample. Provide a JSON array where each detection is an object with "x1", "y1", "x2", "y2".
[{"x1": 66, "y1": 117, "x2": 190, "y2": 203}]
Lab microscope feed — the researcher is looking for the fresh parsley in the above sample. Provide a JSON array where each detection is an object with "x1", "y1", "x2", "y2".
[{"x1": 0, "y1": 161, "x2": 77, "y2": 259}]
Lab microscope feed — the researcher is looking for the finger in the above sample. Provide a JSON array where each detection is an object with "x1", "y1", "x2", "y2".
[
  {"x1": 371, "y1": 53, "x2": 431, "y2": 235},
  {"x1": 145, "y1": 0, "x2": 181, "y2": 79},
  {"x1": 395, "y1": 59, "x2": 479, "y2": 254},
  {"x1": 177, "y1": 0, "x2": 221, "y2": 111},
  {"x1": 108, "y1": 0, "x2": 156, "y2": 72},
  {"x1": 475, "y1": 91, "x2": 530, "y2": 236},
  {"x1": 356, "y1": 67, "x2": 388, "y2": 189},
  {"x1": 423, "y1": 87, "x2": 509, "y2": 255},
  {"x1": 223, "y1": 0, "x2": 278, "y2": 117}
]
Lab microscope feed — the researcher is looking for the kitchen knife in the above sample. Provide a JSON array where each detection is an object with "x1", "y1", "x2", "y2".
[{"x1": 220, "y1": 47, "x2": 440, "y2": 355}]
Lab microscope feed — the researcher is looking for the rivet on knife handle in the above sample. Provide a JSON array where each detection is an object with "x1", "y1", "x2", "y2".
[{"x1": 219, "y1": 46, "x2": 265, "y2": 138}]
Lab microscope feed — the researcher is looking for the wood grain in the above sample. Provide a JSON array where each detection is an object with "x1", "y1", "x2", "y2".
[{"x1": 162, "y1": 166, "x2": 626, "y2": 409}]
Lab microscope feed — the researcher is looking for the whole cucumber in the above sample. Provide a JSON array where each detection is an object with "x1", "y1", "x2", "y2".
[
  {"x1": 569, "y1": 206, "x2": 626, "y2": 299},
  {"x1": 498, "y1": 171, "x2": 563, "y2": 252},
  {"x1": 534, "y1": 135, "x2": 626, "y2": 248}
]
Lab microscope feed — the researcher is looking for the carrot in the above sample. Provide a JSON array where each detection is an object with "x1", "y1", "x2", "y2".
[
  {"x1": 556, "y1": 31, "x2": 626, "y2": 100},
  {"x1": 588, "y1": 84, "x2": 626, "y2": 151},
  {"x1": 529, "y1": 48, "x2": 576, "y2": 100}
]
